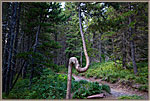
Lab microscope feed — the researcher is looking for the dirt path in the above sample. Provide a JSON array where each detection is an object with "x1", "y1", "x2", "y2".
[{"x1": 72, "y1": 74, "x2": 148, "y2": 100}]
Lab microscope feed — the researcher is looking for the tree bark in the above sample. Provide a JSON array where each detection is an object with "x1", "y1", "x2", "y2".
[
  {"x1": 122, "y1": 32, "x2": 127, "y2": 69},
  {"x1": 91, "y1": 32, "x2": 96, "y2": 63},
  {"x1": 10, "y1": 60, "x2": 26, "y2": 91},
  {"x1": 99, "y1": 32, "x2": 102, "y2": 63},
  {"x1": 29, "y1": 7, "x2": 43, "y2": 87},
  {"x1": 5, "y1": 2, "x2": 18, "y2": 95},
  {"x1": 29, "y1": 24, "x2": 41, "y2": 88},
  {"x1": 66, "y1": 3, "x2": 90, "y2": 99},
  {"x1": 54, "y1": 33, "x2": 58, "y2": 64},
  {"x1": 10, "y1": 2, "x2": 21, "y2": 90},
  {"x1": 128, "y1": 3, "x2": 138, "y2": 74},
  {"x1": 111, "y1": 38, "x2": 116, "y2": 65},
  {"x1": 22, "y1": 33, "x2": 30, "y2": 78},
  {"x1": 80, "y1": 47, "x2": 82, "y2": 67},
  {"x1": 2, "y1": 3, "x2": 12, "y2": 92}
]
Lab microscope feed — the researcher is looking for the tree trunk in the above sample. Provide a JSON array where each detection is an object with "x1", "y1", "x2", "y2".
[
  {"x1": 5, "y1": 2, "x2": 18, "y2": 95},
  {"x1": 112, "y1": 38, "x2": 117, "y2": 65},
  {"x1": 10, "y1": 2, "x2": 21, "y2": 90},
  {"x1": 80, "y1": 47, "x2": 82, "y2": 67},
  {"x1": 99, "y1": 33, "x2": 102, "y2": 63},
  {"x1": 29, "y1": 24, "x2": 41, "y2": 88},
  {"x1": 22, "y1": 61, "x2": 28, "y2": 79},
  {"x1": 22, "y1": 34, "x2": 30, "y2": 78},
  {"x1": 66, "y1": 3, "x2": 90, "y2": 99},
  {"x1": 29, "y1": 8, "x2": 43, "y2": 87},
  {"x1": 54, "y1": 33, "x2": 58, "y2": 64},
  {"x1": 2, "y1": 3, "x2": 12, "y2": 92},
  {"x1": 10, "y1": 60, "x2": 26, "y2": 91},
  {"x1": 128, "y1": 3, "x2": 138, "y2": 75},
  {"x1": 91, "y1": 32, "x2": 96, "y2": 63},
  {"x1": 122, "y1": 32, "x2": 127, "y2": 69}
]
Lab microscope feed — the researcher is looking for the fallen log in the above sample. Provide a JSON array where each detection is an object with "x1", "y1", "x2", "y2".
[{"x1": 87, "y1": 93, "x2": 105, "y2": 99}]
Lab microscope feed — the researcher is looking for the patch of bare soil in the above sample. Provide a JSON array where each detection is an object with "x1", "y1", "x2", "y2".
[{"x1": 72, "y1": 74, "x2": 148, "y2": 100}]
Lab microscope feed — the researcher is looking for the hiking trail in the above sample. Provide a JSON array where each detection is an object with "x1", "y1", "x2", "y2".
[{"x1": 72, "y1": 74, "x2": 148, "y2": 100}]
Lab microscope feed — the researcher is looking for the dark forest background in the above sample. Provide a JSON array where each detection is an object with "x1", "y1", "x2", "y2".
[{"x1": 2, "y1": 2, "x2": 148, "y2": 99}]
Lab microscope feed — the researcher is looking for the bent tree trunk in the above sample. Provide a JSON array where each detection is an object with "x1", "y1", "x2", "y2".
[{"x1": 66, "y1": 3, "x2": 90, "y2": 99}]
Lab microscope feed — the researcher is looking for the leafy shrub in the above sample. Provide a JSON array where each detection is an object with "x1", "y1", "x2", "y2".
[
  {"x1": 4, "y1": 68, "x2": 110, "y2": 99},
  {"x1": 4, "y1": 68, "x2": 68, "y2": 99},
  {"x1": 72, "y1": 81, "x2": 110, "y2": 99},
  {"x1": 135, "y1": 77, "x2": 148, "y2": 84},
  {"x1": 125, "y1": 74, "x2": 136, "y2": 80},
  {"x1": 79, "y1": 80, "x2": 88, "y2": 84},
  {"x1": 138, "y1": 84, "x2": 148, "y2": 92},
  {"x1": 101, "y1": 84, "x2": 111, "y2": 93},
  {"x1": 54, "y1": 65, "x2": 67, "y2": 73}
]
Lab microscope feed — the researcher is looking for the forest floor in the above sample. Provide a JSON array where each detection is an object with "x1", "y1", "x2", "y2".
[{"x1": 72, "y1": 74, "x2": 148, "y2": 100}]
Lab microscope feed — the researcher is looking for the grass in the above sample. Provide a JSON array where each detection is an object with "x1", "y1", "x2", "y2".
[
  {"x1": 72, "y1": 61, "x2": 148, "y2": 91},
  {"x1": 118, "y1": 95, "x2": 144, "y2": 99}
]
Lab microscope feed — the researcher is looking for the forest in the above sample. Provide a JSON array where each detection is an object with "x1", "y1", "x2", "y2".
[{"x1": 2, "y1": 2, "x2": 148, "y2": 100}]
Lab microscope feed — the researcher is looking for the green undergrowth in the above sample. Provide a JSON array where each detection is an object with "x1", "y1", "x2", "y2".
[
  {"x1": 118, "y1": 95, "x2": 144, "y2": 99},
  {"x1": 73, "y1": 61, "x2": 148, "y2": 92},
  {"x1": 72, "y1": 80, "x2": 110, "y2": 99},
  {"x1": 3, "y1": 68, "x2": 110, "y2": 99}
]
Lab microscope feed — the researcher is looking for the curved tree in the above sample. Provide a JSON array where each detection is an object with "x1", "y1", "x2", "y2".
[{"x1": 66, "y1": 3, "x2": 90, "y2": 99}]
